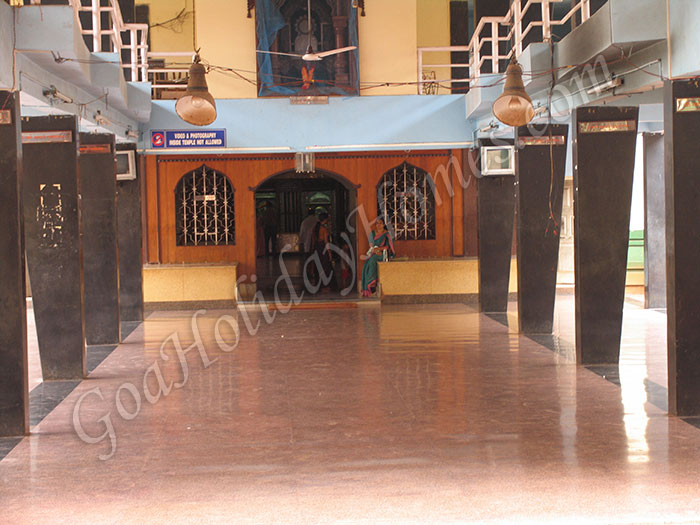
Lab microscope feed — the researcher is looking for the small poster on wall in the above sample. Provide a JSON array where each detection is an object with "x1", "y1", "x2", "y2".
[{"x1": 150, "y1": 129, "x2": 226, "y2": 149}]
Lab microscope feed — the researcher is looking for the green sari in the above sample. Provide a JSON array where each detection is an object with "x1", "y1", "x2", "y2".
[{"x1": 361, "y1": 230, "x2": 395, "y2": 296}]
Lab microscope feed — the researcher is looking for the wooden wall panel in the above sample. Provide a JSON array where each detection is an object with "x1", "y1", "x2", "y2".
[
  {"x1": 145, "y1": 155, "x2": 160, "y2": 263},
  {"x1": 157, "y1": 156, "x2": 294, "y2": 281},
  {"x1": 148, "y1": 150, "x2": 476, "y2": 282}
]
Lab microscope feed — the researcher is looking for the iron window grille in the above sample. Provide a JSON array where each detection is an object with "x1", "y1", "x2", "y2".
[
  {"x1": 377, "y1": 162, "x2": 436, "y2": 241},
  {"x1": 175, "y1": 164, "x2": 235, "y2": 246}
]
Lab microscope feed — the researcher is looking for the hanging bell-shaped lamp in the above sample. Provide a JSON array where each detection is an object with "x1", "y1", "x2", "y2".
[
  {"x1": 492, "y1": 59, "x2": 534, "y2": 127},
  {"x1": 175, "y1": 54, "x2": 217, "y2": 126}
]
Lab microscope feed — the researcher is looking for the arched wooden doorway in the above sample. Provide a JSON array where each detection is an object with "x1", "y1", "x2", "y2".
[{"x1": 254, "y1": 169, "x2": 358, "y2": 299}]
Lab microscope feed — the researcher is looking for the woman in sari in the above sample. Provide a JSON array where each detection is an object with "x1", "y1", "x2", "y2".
[
  {"x1": 361, "y1": 218, "x2": 395, "y2": 297},
  {"x1": 312, "y1": 213, "x2": 333, "y2": 293}
]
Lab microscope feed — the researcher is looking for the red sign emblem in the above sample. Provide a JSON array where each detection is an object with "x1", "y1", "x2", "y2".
[{"x1": 151, "y1": 132, "x2": 165, "y2": 148}]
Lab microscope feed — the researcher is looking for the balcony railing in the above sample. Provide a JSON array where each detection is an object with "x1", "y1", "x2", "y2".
[
  {"x1": 418, "y1": 0, "x2": 593, "y2": 94},
  {"x1": 19, "y1": 0, "x2": 195, "y2": 97},
  {"x1": 15, "y1": 0, "x2": 150, "y2": 83},
  {"x1": 66, "y1": 0, "x2": 149, "y2": 83},
  {"x1": 68, "y1": 1, "x2": 194, "y2": 97},
  {"x1": 147, "y1": 51, "x2": 196, "y2": 99}
]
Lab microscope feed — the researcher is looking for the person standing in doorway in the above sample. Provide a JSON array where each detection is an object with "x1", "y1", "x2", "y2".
[
  {"x1": 299, "y1": 208, "x2": 319, "y2": 256},
  {"x1": 255, "y1": 210, "x2": 265, "y2": 257},
  {"x1": 263, "y1": 202, "x2": 278, "y2": 257},
  {"x1": 313, "y1": 213, "x2": 333, "y2": 292}
]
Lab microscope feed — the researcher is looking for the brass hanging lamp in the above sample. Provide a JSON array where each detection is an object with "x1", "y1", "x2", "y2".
[
  {"x1": 175, "y1": 54, "x2": 217, "y2": 126},
  {"x1": 492, "y1": 59, "x2": 534, "y2": 127}
]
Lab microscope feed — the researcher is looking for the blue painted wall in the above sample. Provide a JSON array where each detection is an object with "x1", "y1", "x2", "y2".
[{"x1": 142, "y1": 94, "x2": 474, "y2": 153}]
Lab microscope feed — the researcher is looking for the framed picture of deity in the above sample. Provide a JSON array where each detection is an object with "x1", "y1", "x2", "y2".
[{"x1": 256, "y1": 0, "x2": 360, "y2": 97}]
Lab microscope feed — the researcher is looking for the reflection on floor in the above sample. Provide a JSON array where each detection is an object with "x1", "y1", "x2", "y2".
[
  {"x1": 28, "y1": 381, "x2": 81, "y2": 427},
  {"x1": 0, "y1": 307, "x2": 145, "y2": 462},
  {"x1": 3, "y1": 292, "x2": 700, "y2": 522},
  {"x1": 27, "y1": 301, "x2": 41, "y2": 391},
  {"x1": 255, "y1": 253, "x2": 358, "y2": 302},
  {"x1": 492, "y1": 289, "x2": 673, "y2": 416}
]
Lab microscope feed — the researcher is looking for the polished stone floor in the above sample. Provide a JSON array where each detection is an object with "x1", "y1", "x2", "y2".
[
  {"x1": 255, "y1": 253, "x2": 358, "y2": 301},
  {"x1": 3, "y1": 293, "x2": 700, "y2": 523}
]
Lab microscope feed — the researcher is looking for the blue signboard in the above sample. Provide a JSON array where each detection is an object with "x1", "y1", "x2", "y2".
[{"x1": 151, "y1": 129, "x2": 226, "y2": 149}]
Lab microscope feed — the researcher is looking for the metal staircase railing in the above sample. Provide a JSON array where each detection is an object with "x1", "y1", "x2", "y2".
[
  {"x1": 63, "y1": 0, "x2": 150, "y2": 83},
  {"x1": 147, "y1": 51, "x2": 196, "y2": 99},
  {"x1": 418, "y1": 0, "x2": 592, "y2": 94},
  {"x1": 19, "y1": 0, "x2": 149, "y2": 82},
  {"x1": 66, "y1": 0, "x2": 193, "y2": 97},
  {"x1": 20, "y1": 0, "x2": 153, "y2": 84}
]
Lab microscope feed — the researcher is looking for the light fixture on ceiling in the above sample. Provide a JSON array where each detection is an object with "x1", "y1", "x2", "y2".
[
  {"x1": 175, "y1": 53, "x2": 217, "y2": 126},
  {"x1": 492, "y1": 59, "x2": 534, "y2": 127},
  {"x1": 479, "y1": 122, "x2": 499, "y2": 133},
  {"x1": 586, "y1": 77, "x2": 623, "y2": 96},
  {"x1": 43, "y1": 85, "x2": 73, "y2": 104},
  {"x1": 125, "y1": 127, "x2": 140, "y2": 139},
  {"x1": 533, "y1": 105, "x2": 548, "y2": 117},
  {"x1": 94, "y1": 110, "x2": 112, "y2": 127}
]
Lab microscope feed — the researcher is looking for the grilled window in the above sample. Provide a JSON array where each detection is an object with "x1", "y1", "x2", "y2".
[
  {"x1": 175, "y1": 165, "x2": 235, "y2": 246},
  {"x1": 377, "y1": 162, "x2": 436, "y2": 241}
]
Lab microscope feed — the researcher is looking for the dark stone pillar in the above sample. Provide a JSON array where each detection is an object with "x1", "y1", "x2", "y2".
[
  {"x1": 22, "y1": 115, "x2": 85, "y2": 380},
  {"x1": 473, "y1": 0, "x2": 510, "y2": 74},
  {"x1": 590, "y1": 0, "x2": 608, "y2": 16},
  {"x1": 643, "y1": 132, "x2": 666, "y2": 309},
  {"x1": 117, "y1": 0, "x2": 135, "y2": 23},
  {"x1": 80, "y1": 133, "x2": 120, "y2": 345},
  {"x1": 116, "y1": 144, "x2": 144, "y2": 325},
  {"x1": 449, "y1": 1, "x2": 469, "y2": 94},
  {"x1": 474, "y1": 0, "x2": 510, "y2": 20},
  {"x1": 665, "y1": 79, "x2": 700, "y2": 416},
  {"x1": 572, "y1": 107, "x2": 639, "y2": 365},
  {"x1": 515, "y1": 124, "x2": 569, "y2": 333},
  {"x1": 512, "y1": 0, "x2": 544, "y2": 49},
  {"x1": 477, "y1": 142, "x2": 515, "y2": 313},
  {"x1": 0, "y1": 92, "x2": 28, "y2": 436}
]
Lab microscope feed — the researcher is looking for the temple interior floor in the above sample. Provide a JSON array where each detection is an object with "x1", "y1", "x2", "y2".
[
  {"x1": 254, "y1": 253, "x2": 359, "y2": 302},
  {"x1": 3, "y1": 290, "x2": 700, "y2": 524}
]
